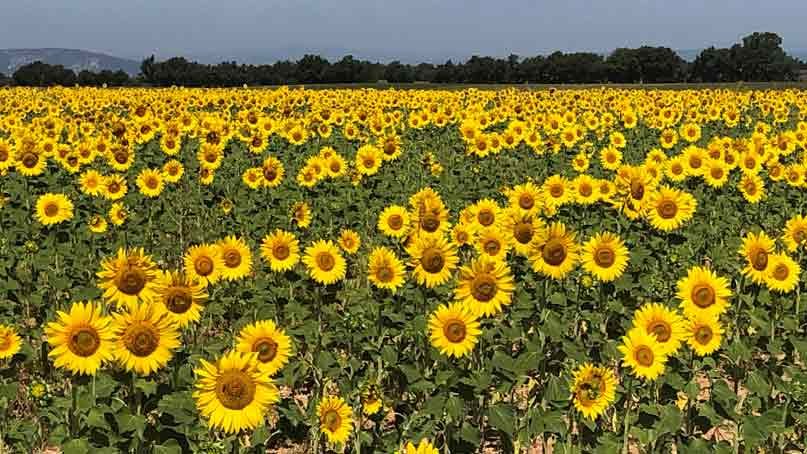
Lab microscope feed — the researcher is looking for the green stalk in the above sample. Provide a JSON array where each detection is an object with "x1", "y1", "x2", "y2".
[{"x1": 622, "y1": 377, "x2": 633, "y2": 454}]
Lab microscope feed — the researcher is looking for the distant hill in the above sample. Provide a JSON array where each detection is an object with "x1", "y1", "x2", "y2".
[{"x1": 0, "y1": 49, "x2": 140, "y2": 76}]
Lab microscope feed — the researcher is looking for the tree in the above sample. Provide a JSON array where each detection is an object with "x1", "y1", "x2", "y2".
[
  {"x1": 13, "y1": 61, "x2": 77, "y2": 86},
  {"x1": 691, "y1": 47, "x2": 738, "y2": 82}
]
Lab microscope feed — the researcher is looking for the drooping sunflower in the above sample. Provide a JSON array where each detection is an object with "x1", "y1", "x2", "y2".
[
  {"x1": 378, "y1": 205, "x2": 411, "y2": 239},
  {"x1": 111, "y1": 302, "x2": 180, "y2": 375},
  {"x1": 428, "y1": 302, "x2": 481, "y2": 358},
  {"x1": 193, "y1": 351, "x2": 280, "y2": 434},
  {"x1": 783, "y1": 214, "x2": 807, "y2": 252},
  {"x1": 0, "y1": 324, "x2": 22, "y2": 360},
  {"x1": 260, "y1": 229, "x2": 300, "y2": 272},
  {"x1": 183, "y1": 244, "x2": 225, "y2": 287},
  {"x1": 303, "y1": 240, "x2": 347, "y2": 285},
  {"x1": 618, "y1": 327, "x2": 667, "y2": 381},
  {"x1": 676, "y1": 266, "x2": 732, "y2": 318},
  {"x1": 645, "y1": 186, "x2": 697, "y2": 232},
  {"x1": 154, "y1": 270, "x2": 208, "y2": 328},
  {"x1": 765, "y1": 252, "x2": 800, "y2": 293},
  {"x1": 474, "y1": 227, "x2": 511, "y2": 262},
  {"x1": 580, "y1": 232, "x2": 630, "y2": 282},
  {"x1": 318, "y1": 396, "x2": 353, "y2": 445},
  {"x1": 44, "y1": 301, "x2": 115, "y2": 376},
  {"x1": 407, "y1": 234, "x2": 458, "y2": 288},
  {"x1": 135, "y1": 168, "x2": 164, "y2": 198},
  {"x1": 455, "y1": 256, "x2": 515, "y2": 317},
  {"x1": 35, "y1": 193, "x2": 74, "y2": 226},
  {"x1": 632, "y1": 303, "x2": 688, "y2": 356},
  {"x1": 217, "y1": 236, "x2": 253, "y2": 281},
  {"x1": 291, "y1": 201, "x2": 312, "y2": 229},
  {"x1": 529, "y1": 222, "x2": 579, "y2": 280},
  {"x1": 96, "y1": 247, "x2": 160, "y2": 309},
  {"x1": 686, "y1": 312, "x2": 723, "y2": 356},
  {"x1": 739, "y1": 231, "x2": 775, "y2": 284},
  {"x1": 235, "y1": 320, "x2": 292, "y2": 376},
  {"x1": 338, "y1": 229, "x2": 361, "y2": 254},
  {"x1": 570, "y1": 363, "x2": 617, "y2": 420},
  {"x1": 361, "y1": 385, "x2": 383, "y2": 416},
  {"x1": 401, "y1": 439, "x2": 440, "y2": 454},
  {"x1": 367, "y1": 246, "x2": 407, "y2": 292}
]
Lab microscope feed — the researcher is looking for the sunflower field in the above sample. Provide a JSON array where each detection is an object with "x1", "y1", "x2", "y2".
[{"x1": 1, "y1": 87, "x2": 807, "y2": 454}]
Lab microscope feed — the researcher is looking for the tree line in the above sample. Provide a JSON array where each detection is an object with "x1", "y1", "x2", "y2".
[{"x1": 7, "y1": 32, "x2": 805, "y2": 87}]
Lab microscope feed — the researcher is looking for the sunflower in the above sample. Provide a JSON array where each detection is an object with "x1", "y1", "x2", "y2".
[
  {"x1": 136, "y1": 168, "x2": 164, "y2": 198},
  {"x1": 183, "y1": 244, "x2": 225, "y2": 287},
  {"x1": 378, "y1": 205, "x2": 411, "y2": 239},
  {"x1": 217, "y1": 236, "x2": 253, "y2": 281},
  {"x1": 261, "y1": 156, "x2": 285, "y2": 188},
  {"x1": 291, "y1": 201, "x2": 312, "y2": 229},
  {"x1": 193, "y1": 351, "x2": 280, "y2": 434},
  {"x1": 97, "y1": 247, "x2": 160, "y2": 309},
  {"x1": 401, "y1": 439, "x2": 440, "y2": 454},
  {"x1": 79, "y1": 170, "x2": 104, "y2": 196},
  {"x1": 570, "y1": 363, "x2": 617, "y2": 420},
  {"x1": 665, "y1": 156, "x2": 687, "y2": 182},
  {"x1": 783, "y1": 214, "x2": 807, "y2": 252},
  {"x1": 44, "y1": 301, "x2": 115, "y2": 376},
  {"x1": 410, "y1": 198, "x2": 449, "y2": 238},
  {"x1": 677, "y1": 266, "x2": 732, "y2": 318},
  {"x1": 242, "y1": 168, "x2": 264, "y2": 189},
  {"x1": 303, "y1": 240, "x2": 347, "y2": 285},
  {"x1": 355, "y1": 144, "x2": 382, "y2": 176},
  {"x1": 367, "y1": 246, "x2": 406, "y2": 292},
  {"x1": 111, "y1": 302, "x2": 180, "y2": 375},
  {"x1": 739, "y1": 173, "x2": 765, "y2": 204},
  {"x1": 600, "y1": 146, "x2": 623, "y2": 171},
  {"x1": 615, "y1": 166, "x2": 656, "y2": 219},
  {"x1": 428, "y1": 302, "x2": 481, "y2": 358},
  {"x1": 632, "y1": 303, "x2": 688, "y2": 355},
  {"x1": 573, "y1": 174, "x2": 599, "y2": 205},
  {"x1": 542, "y1": 175, "x2": 571, "y2": 207},
  {"x1": 580, "y1": 232, "x2": 630, "y2": 282},
  {"x1": 154, "y1": 270, "x2": 208, "y2": 328},
  {"x1": 703, "y1": 159, "x2": 730, "y2": 188},
  {"x1": 162, "y1": 159, "x2": 184, "y2": 183},
  {"x1": 102, "y1": 174, "x2": 128, "y2": 200},
  {"x1": 326, "y1": 154, "x2": 348, "y2": 178},
  {"x1": 765, "y1": 252, "x2": 800, "y2": 293},
  {"x1": 506, "y1": 181, "x2": 542, "y2": 216},
  {"x1": 35, "y1": 193, "x2": 74, "y2": 226},
  {"x1": 471, "y1": 199, "x2": 500, "y2": 229},
  {"x1": 0, "y1": 324, "x2": 22, "y2": 360},
  {"x1": 739, "y1": 231, "x2": 775, "y2": 284},
  {"x1": 451, "y1": 222, "x2": 475, "y2": 248},
  {"x1": 338, "y1": 229, "x2": 361, "y2": 254},
  {"x1": 686, "y1": 313, "x2": 723, "y2": 356},
  {"x1": 15, "y1": 149, "x2": 46, "y2": 176},
  {"x1": 88, "y1": 215, "x2": 108, "y2": 234},
  {"x1": 109, "y1": 202, "x2": 127, "y2": 226},
  {"x1": 235, "y1": 320, "x2": 292, "y2": 376},
  {"x1": 645, "y1": 186, "x2": 697, "y2": 232},
  {"x1": 502, "y1": 209, "x2": 545, "y2": 256},
  {"x1": 529, "y1": 222, "x2": 578, "y2": 280},
  {"x1": 260, "y1": 229, "x2": 300, "y2": 272},
  {"x1": 318, "y1": 396, "x2": 353, "y2": 445},
  {"x1": 618, "y1": 327, "x2": 667, "y2": 381},
  {"x1": 455, "y1": 256, "x2": 515, "y2": 317},
  {"x1": 407, "y1": 234, "x2": 458, "y2": 288}
]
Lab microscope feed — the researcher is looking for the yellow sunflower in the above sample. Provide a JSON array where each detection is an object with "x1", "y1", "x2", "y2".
[
  {"x1": 338, "y1": 229, "x2": 361, "y2": 254},
  {"x1": 570, "y1": 363, "x2": 617, "y2": 420},
  {"x1": 783, "y1": 214, "x2": 807, "y2": 252},
  {"x1": 474, "y1": 227, "x2": 511, "y2": 262},
  {"x1": 162, "y1": 160, "x2": 184, "y2": 183},
  {"x1": 428, "y1": 302, "x2": 481, "y2": 358},
  {"x1": 739, "y1": 173, "x2": 765, "y2": 204},
  {"x1": 96, "y1": 247, "x2": 160, "y2": 309},
  {"x1": 0, "y1": 324, "x2": 22, "y2": 360},
  {"x1": 35, "y1": 193, "x2": 74, "y2": 226},
  {"x1": 646, "y1": 186, "x2": 697, "y2": 232},
  {"x1": 618, "y1": 327, "x2": 667, "y2": 381},
  {"x1": 686, "y1": 313, "x2": 723, "y2": 356},
  {"x1": 502, "y1": 209, "x2": 545, "y2": 257},
  {"x1": 355, "y1": 144, "x2": 382, "y2": 176},
  {"x1": 101, "y1": 174, "x2": 128, "y2": 200},
  {"x1": 361, "y1": 385, "x2": 383, "y2": 416},
  {"x1": 455, "y1": 256, "x2": 515, "y2": 317},
  {"x1": 506, "y1": 181, "x2": 542, "y2": 216},
  {"x1": 580, "y1": 232, "x2": 630, "y2": 282},
  {"x1": 154, "y1": 270, "x2": 208, "y2": 328},
  {"x1": 407, "y1": 234, "x2": 458, "y2": 288},
  {"x1": 529, "y1": 222, "x2": 579, "y2": 280},
  {"x1": 111, "y1": 302, "x2": 180, "y2": 375},
  {"x1": 303, "y1": 240, "x2": 347, "y2": 285},
  {"x1": 136, "y1": 168, "x2": 165, "y2": 198},
  {"x1": 765, "y1": 252, "x2": 800, "y2": 293},
  {"x1": 235, "y1": 320, "x2": 292, "y2": 376},
  {"x1": 367, "y1": 246, "x2": 407, "y2": 292},
  {"x1": 88, "y1": 215, "x2": 108, "y2": 234},
  {"x1": 677, "y1": 266, "x2": 732, "y2": 318},
  {"x1": 44, "y1": 301, "x2": 115, "y2": 376},
  {"x1": 471, "y1": 199, "x2": 501, "y2": 229},
  {"x1": 183, "y1": 244, "x2": 225, "y2": 287},
  {"x1": 739, "y1": 231, "x2": 775, "y2": 284},
  {"x1": 109, "y1": 202, "x2": 127, "y2": 226},
  {"x1": 261, "y1": 156, "x2": 285, "y2": 188},
  {"x1": 193, "y1": 351, "x2": 280, "y2": 434},
  {"x1": 401, "y1": 439, "x2": 440, "y2": 454},
  {"x1": 217, "y1": 236, "x2": 253, "y2": 281},
  {"x1": 542, "y1": 175, "x2": 571, "y2": 207},
  {"x1": 78, "y1": 170, "x2": 104, "y2": 196},
  {"x1": 632, "y1": 303, "x2": 688, "y2": 356},
  {"x1": 291, "y1": 201, "x2": 312, "y2": 229},
  {"x1": 318, "y1": 396, "x2": 353, "y2": 445},
  {"x1": 260, "y1": 229, "x2": 300, "y2": 272},
  {"x1": 378, "y1": 205, "x2": 411, "y2": 239}
]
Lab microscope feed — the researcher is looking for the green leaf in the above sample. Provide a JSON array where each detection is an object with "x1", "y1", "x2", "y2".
[
  {"x1": 460, "y1": 422, "x2": 481, "y2": 445},
  {"x1": 655, "y1": 406, "x2": 682, "y2": 437},
  {"x1": 486, "y1": 403, "x2": 515, "y2": 437},
  {"x1": 154, "y1": 440, "x2": 182, "y2": 454},
  {"x1": 62, "y1": 439, "x2": 91, "y2": 454}
]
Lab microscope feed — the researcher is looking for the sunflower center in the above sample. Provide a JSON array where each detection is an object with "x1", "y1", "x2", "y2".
[
  {"x1": 215, "y1": 370, "x2": 256, "y2": 410},
  {"x1": 421, "y1": 248, "x2": 445, "y2": 273},
  {"x1": 634, "y1": 345, "x2": 654, "y2": 367},
  {"x1": 123, "y1": 323, "x2": 160, "y2": 357},
  {"x1": 316, "y1": 252, "x2": 335, "y2": 271},
  {"x1": 594, "y1": 246, "x2": 616, "y2": 267},
  {"x1": 484, "y1": 239, "x2": 502, "y2": 256},
  {"x1": 223, "y1": 249, "x2": 242, "y2": 268},
  {"x1": 630, "y1": 181, "x2": 645, "y2": 200},
  {"x1": 387, "y1": 214, "x2": 404, "y2": 230},
  {"x1": 518, "y1": 194, "x2": 535, "y2": 210},
  {"x1": 322, "y1": 409, "x2": 342, "y2": 432},
  {"x1": 329, "y1": 161, "x2": 341, "y2": 173},
  {"x1": 658, "y1": 200, "x2": 678, "y2": 219},
  {"x1": 542, "y1": 239, "x2": 567, "y2": 266},
  {"x1": 22, "y1": 152, "x2": 39, "y2": 168},
  {"x1": 577, "y1": 376, "x2": 604, "y2": 406},
  {"x1": 0, "y1": 149, "x2": 8, "y2": 162},
  {"x1": 253, "y1": 338, "x2": 278, "y2": 363},
  {"x1": 773, "y1": 263, "x2": 789, "y2": 281},
  {"x1": 694, "y1": 325, "x2": 713, "y2": 345},
  {"x1": 689, "y1": 156, "x2": 702, "y2": 169},
  {"x1": 0, "y1": 335, "x2": 9, "y2": 350},
  {"x1": 471, "y1": 274, "x2": 497, "y2": 302},
  {"x1": 443, "y1": 320, "x2": 467, "y2": 343},
  {"x1": 165, "y1": 288, "x2": 193, "y2": 314},
  {"x1": 711, "y1": 167, "x2": 724, "y2": 179},
  {"x1": 549, "y1": 184, "x2": 564, "y2": 198},
  {"x1": 513, "y1": 222, "x2": 533, "y2": 244},
  {"x1": 384, "y1": 142, "x2": 396, "y2": 155},
  {"x1": 579, "y1": 183, "x2": 593, "y2": 197},
  {"x1": 195, "y1": 257, "x2": 215, "y2": 276},
  {"x1": 795, "y1": 229, "x2": 807, "y2": 244},
  {"x1": 117, "y1": 266, "x2": 146, "y2": 295},
  {"x1": 752, "y1": 249, "x2": 768, "y2": 271},
  {"x1": 363, "y1": 157, "x2": 375, "y2": 168},
  {"x1": 420, "y1": 213, "x2": 440, "y2": 233},
  {"x1": 478, "y1": 210, "x2": 494, "y2": 227},
  {"x1": 108, "y1": 181, "x2": 121, "y2": 193},
  {"x1": 114, "y1": 150, "x2": 129, "y2": 164},
  {"x1": 44, "y1": 202, "x2": 59, "y2": 217},
  {"x1": 648, "y1": 320, "x2": 671, "y2": 342},
  {"x1": 68, "y1": 327, "x2": 100, "y2": 357},
  {"x1": 146, "y1": 177, "x2": 158, "y2": 189},
  {"x1": 273, "y1": 244, "x2": 290, "y2": 260},
  {"x1": 376, "y1": 265, "x2": 394, "y2": 282},
  {"x1": 263, "y1": 167, "x2": 277, "y2": 181},
  {"x1": 692, "y1": 284, "x2": 715, "y2": 308}
]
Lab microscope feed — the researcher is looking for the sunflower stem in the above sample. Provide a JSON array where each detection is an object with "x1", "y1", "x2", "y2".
[
  {"x1": 69, "y1": 380, "x2": 78, "y2": 438},
  {"x1": 622, "y1": 377, "x2": 633, "y2": 454}
]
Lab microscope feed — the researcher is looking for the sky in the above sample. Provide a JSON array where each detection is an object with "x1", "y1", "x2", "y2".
[{"x1": 2, "y1": 0, "x2": 806, "y2": 63}]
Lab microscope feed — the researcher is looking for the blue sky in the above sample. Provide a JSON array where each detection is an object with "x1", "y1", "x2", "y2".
[{"x1": 2, "y1": 0, "x2": 806, "y2": 62}]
